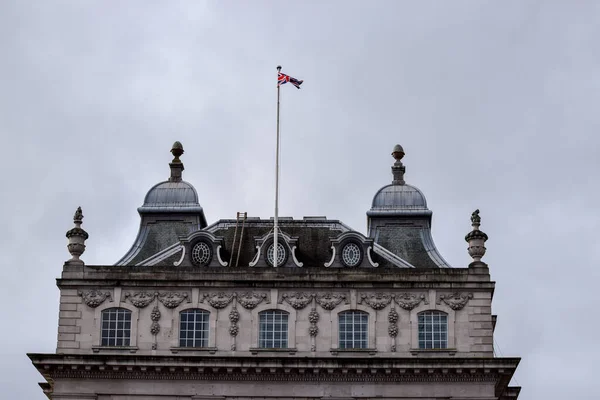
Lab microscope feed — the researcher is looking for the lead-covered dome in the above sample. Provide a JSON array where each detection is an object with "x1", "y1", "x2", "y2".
[
  {"x1": 138, "y1": 180, "x2": 203, "y2": 213},
  {"x1": 371, "y1": 184, "x2": 427, "y2": 210}
]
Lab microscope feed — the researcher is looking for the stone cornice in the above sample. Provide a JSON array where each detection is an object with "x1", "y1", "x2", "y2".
[
  {"x1": 28, "y1": 353, "x2": 518, "y2": 382},
  {"x1": 57, "y1": 265, "x2": 493, "y2": 289}
]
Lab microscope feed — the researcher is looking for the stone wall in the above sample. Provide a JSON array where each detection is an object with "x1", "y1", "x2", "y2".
[{"x1": 60, "y1": 285, "x2": 493, "y2": 358}]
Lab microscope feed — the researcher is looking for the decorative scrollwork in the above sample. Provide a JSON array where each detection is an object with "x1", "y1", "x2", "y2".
[
  {"x1": 78, "y1": 290, "x2": 111, "y2": 308},
  {"x1": 437, "y1": 292, "x2": 473, "y2": 310},
  {"x1": 359, "y1": 293, "x2": 393, "y2": 310},
  {"x1": 394, "y1": 293, "x2": 429, "y2": 310},
  {"x1": 237, "y1": 292, "x2": 268, "y2": 309},
  {"x1": 125, "y1": 291, "x2": 156, "y2": 308},
  {"x1": 280, "y1": 292, "x2": 313, "y2": 309},
  {"x1": 158, "y1": 292, "x2": 188, "y2": 309},
  {"x1": 315, "y1": 293, "x2": 347, "y2": 310},
  {"x1": 203, "y1": 292, "x2": 234, "y2": 309}
]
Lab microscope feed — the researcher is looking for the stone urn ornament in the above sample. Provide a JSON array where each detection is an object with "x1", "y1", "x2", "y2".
[
  {"x1": 66, "y1": 206, "x2": 89, "y2": 265},
  {"x1": 465, "y1": 209, "x2": 488, "y2": 263}
]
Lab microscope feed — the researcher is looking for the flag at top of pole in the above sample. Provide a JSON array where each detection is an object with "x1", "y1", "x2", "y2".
[{"x1": 278, "y1": 71, "x2": 303, "y2": 89}]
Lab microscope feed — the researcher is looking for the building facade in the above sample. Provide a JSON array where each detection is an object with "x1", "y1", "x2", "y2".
[{"x1": 28, "y1": 143, "x2": 521, "y2": 399}]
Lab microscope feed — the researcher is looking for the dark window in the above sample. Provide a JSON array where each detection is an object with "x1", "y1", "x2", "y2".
[
  {"x1": 259, "y1": 310, "x2": 288, "y2": 348},
  {"x1": 179, "y1": 309, "x2": 210, "y2": 347},
  {"x1": 338, "y1": 311, "x2": 368, "y2": 349},
  {"x1": 101, "y1": 308, "x2": 131, "y2": 346},
  {"x1": 418, "y1": 311, "x2": 448, "y2": 349}
]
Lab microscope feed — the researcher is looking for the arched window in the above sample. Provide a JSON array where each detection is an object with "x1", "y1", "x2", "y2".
[
  {"x1": 180, "y1": 309, "x2": 210, "y2": 348},
  {"x1": 259, "y1": 310, "x2": 289, "y2": 348},
  {"x1": 338, "y1": 311, "x2": 368, "y2": 349},
  {"x1": 418, "y1": 311, "x2": 448, "y2": 349},
  {"x1": 101, "y1": 308, "x2": 132, "y2": 347}
]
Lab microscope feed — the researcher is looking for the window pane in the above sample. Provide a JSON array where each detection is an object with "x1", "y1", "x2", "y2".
[
  {"x1": 101, "y1": 308, "x2": 131, "y2": 347},
  {"x1": 338, "y1": 311, "x2": 368, "y2": 349},
  {"x1": 259, "y1": 310, "x2": 289, "y2": 348},
  {"x1": 418, "y1": 311, "x2": 448, "y2": 349},
  {"x1": 179, "y1": 309, "x2": 210, "y2": 348}
]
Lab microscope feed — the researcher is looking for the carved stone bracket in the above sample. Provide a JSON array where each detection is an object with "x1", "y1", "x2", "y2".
[
  {"x1": 394, "y1": 293, "x2": 429, "y2": 310},
  {"x1": 158, "y1": 292, "x2": 189, "y2": 309},
  {"x1": 78, "y1": 290, "x2": 112, "y2": 308},
  {"x1": 202, "y1": 292, "x2": 235, "y2": 309},
  {"x1": 315, "y1": 293, "x2": 347, "y2": 310},
  {"x1": 279, "y1": 292, "x2": 314, "y2": 309},
  {"x1": 437, "y1": 292, "x2": 473, "y2": 310},
  {"x1": 237, "y1": 292, "x2": 269, "y2": 309},
  {"x1": 359, "y1": 293, "x2": 393, "y2": 310},
  {"x1": 125, "y1": 291, "x2": 156, "y2": 308}
]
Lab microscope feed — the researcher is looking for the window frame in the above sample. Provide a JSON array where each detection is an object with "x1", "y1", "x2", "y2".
[
  {"x1": 179, "y1": 309, "x2": 211, "y2": 348},
  {"x1": 258, "y1": 310, "x2": 290, "y2": 349},
  {"x1": 338, "y1": 310, "x2": 369, "y2": 349},
  {"x1": 100, "y1": 307, "x2": 132, "y2": 347},
  {"x1": 417, "y1": 310, "x2": 448, "y2": 349}
]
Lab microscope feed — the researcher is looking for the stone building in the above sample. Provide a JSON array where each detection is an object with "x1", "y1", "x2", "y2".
[{"x1": 28, "y1": 142, "x2": 521, "y2": 399}]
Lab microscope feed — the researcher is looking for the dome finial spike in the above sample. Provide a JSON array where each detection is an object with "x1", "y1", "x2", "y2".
[
  {"x1": 169, "y1": 141, "x2": 185, "y2": 182},
  {"x1": 391, "y1": 144, "x2": 406, "y2": 185}
]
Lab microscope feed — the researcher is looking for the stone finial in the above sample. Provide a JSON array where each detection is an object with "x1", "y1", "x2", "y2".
[
  {"x1": 170, "y1": 141, "x2": 184, "y2": 163},
  {"x1": 66, "y1": 206, "x2": 89, "y2": 265},
  {"x1": 391, "y1": 144, "x2": 406, "y2": 185},
  {"x1": 465, "y1": 209, "x2": 488, "y2": 263},
  {"x1": 169, "y1": 141, "x2": 185, "y2": 182}
]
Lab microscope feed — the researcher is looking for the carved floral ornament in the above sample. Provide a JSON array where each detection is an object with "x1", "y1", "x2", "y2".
[
  {"x1": 158, "y1": 292, "x2": 188, "y2": 308},
  {"x1": 279, "y1": 292, "x2": 314, "y2": 309},
  {"x1": 124, "y1": 292, "x2": 156, "y2": 308},
  {"x1": 202, "y1": 292, "x2": 234, "y2": 309},
  {"x1": 237, "y1": 292, "x2": 269, "y2": 309},
  {"x1": 78, "y1": 290, "x2": 112, "y2": 308},
  {"x1": 437, "y1": 292, "x2": 473, "y2": 310},
  {"x1": 315, "y1": 293, "x2": 348, "y2": 310},
  {"x1": 394, "y1": 293, "x2": 429, "y2": 310},
  {"x1": 359, "y1": 293, "x2": 393, "y2": 310}
]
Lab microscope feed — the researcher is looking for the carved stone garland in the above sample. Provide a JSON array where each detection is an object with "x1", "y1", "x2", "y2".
[
  {"x1": 437, "y1": 292, "x2": 473, "y2": 310},
  {"x1": 229, "y1": 306, "x2": 240, "y2": 351},
  {"x1": 394, "y1": 293, "x2": 429, "y2": 310},
  {"x1": 359, "y1": 293, "x2": 393, "y2": 310},
  {"x1": 279, "y1": 292, "x2": 314, "y2": 309},
  {"x1": 202, "y1": 292, "x2": 235, "y2": 309},
  {"x1": 125, "y1": 291, "x2": 156, "y2": 308},
  {"x1": 237, "y1": 292, "x2": 269, "y2": 309},
  {"x1": 158, "y1": 292, "x2": 188, "y2": 308},
  {"x1": 315, "y1": 293, "x2": 347, "y2": 310},
  {"x1": 308, "y1": 308, "x2": 319, "y2": 352},
  {"x1": 388, "y1": 307, "x2": 399, "y2": 352},
  {"x1": 78, "y1": 290, "x2": 112, "y2": 308}
]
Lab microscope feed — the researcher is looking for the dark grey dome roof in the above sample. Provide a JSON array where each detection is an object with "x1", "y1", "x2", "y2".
[
  {"x1": 371, "y1": 184, "x2": 428, "y2": 210},
  {"x1": 138, "y1": 180, "x2": 203, "y2": 213}
]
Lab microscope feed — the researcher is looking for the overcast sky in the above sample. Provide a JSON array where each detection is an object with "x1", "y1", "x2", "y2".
[{"x1": 1, "y1": 1, "x2": 598, "y2": 399}]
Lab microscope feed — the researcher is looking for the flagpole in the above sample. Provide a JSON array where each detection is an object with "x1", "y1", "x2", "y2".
[{"x1": 274, "y1": 65, "x2": 281, "y2": 267}]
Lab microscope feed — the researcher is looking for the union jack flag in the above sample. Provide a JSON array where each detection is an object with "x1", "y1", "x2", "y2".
[{"x1": 278, "y1": 72, "x2": 303, "y2": 89}]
